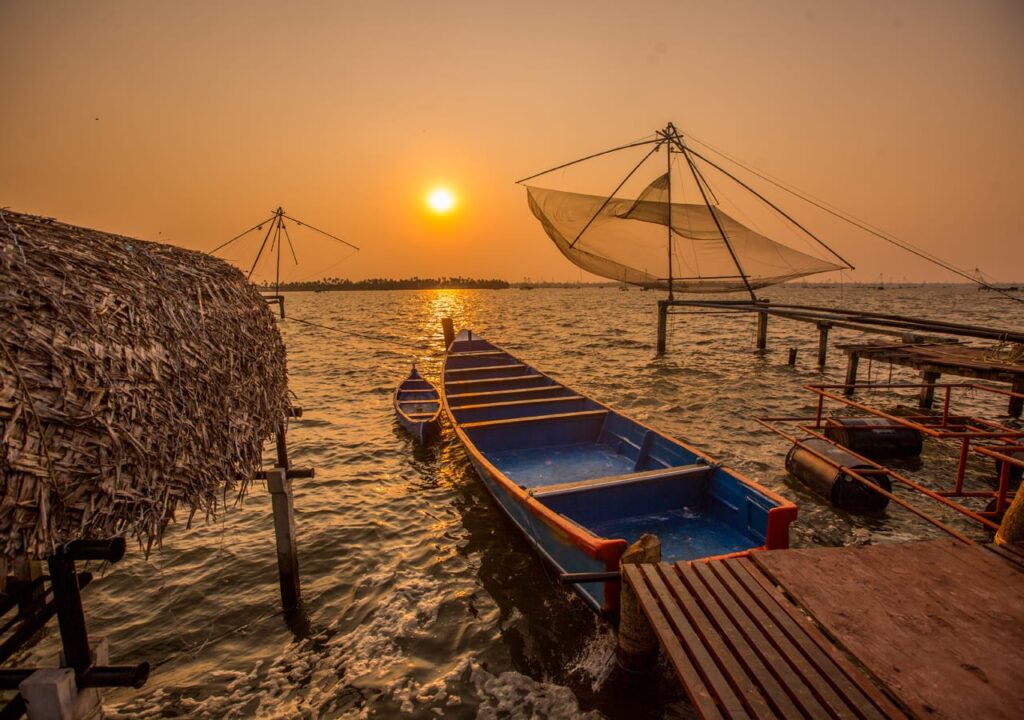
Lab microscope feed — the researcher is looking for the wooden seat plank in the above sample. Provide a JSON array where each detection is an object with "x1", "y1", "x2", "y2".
[
  {"x1": 674, "y1": 564, "x2": 805, "y2": 719},
  {"x1": 445, "y1": 363, "x2": 526, "y2": 374},
  {"x1": 451, "y1": 395, "x2": 583, "y2": 411},
  {"x1": 459, "y1": 409, "x2": 607, "y2": 430},
  {"x1": 624, "y1": 565, "x2": 726, "y2": 720},
  {"x1": 446, "y1": 350, "x2": 507, "y2": 357},
  {"x1": 531, "y1": 463, "x2": 710, "y2": 497},
  {"x1": 446, "y1": 386, "x2": 564, "y2": 401},
  {"x1": 445, "y1": 373, "x2": 543, "y2": 387},
  {"x1": 705, "y1": 561, "x2": 863, "y2": 720},
  {"x1": 654, "y1": 564, "x2": 778, "y2": 719}
]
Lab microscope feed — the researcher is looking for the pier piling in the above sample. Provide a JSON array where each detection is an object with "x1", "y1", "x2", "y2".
[
  {"x1": 267, "y1": 468, "x2": 301, "y2": 612},
  {"x1": 441, "y1": 317, "x2": 455, "y2": 350},
  {"x1": 817, "y1": 323, "x2": 831, "y2": 367},
  {"x1": 616, "y1": 534, "x2": 661, "y2": 673},
  {"x1": 656, "y1": 301, "x2": 668, "y2": 355},
  {"x1": 843, "y1": 352, "x2": 860, "y2": 396},
  {"x1": 788, "y1": 348, "x2": 798, "y2": 366},
  {"x1": 919, "y1": 370, "x2": 941, "y2": 409},
  {"x1": 755, "y1": 301, "x2": 769, "y2": 350}
]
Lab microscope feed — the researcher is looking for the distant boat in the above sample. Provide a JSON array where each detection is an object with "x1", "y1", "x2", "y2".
[
  {"x1": 393, "y1": 365, "x2": 441, "y2": 443},
  {"x1": 442, "y1": 329, "x2": 796, "y2": 616}
]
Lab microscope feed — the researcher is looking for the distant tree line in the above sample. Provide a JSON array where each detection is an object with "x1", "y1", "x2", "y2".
[{"x1": 262, "y1": 276, "x2": 511, "y2": 291}]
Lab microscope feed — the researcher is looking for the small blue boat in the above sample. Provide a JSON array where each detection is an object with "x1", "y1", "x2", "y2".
[
  {"x1": 442, "y1": 330, "x2": 797, "y2": 615},
  {"x1": 394, "y1": 365, "x2": 441, "y2": 443}
]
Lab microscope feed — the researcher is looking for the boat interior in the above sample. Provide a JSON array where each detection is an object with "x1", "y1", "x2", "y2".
[{"x1": 445, "y1": 332, "x2": 777, "y2": 561}]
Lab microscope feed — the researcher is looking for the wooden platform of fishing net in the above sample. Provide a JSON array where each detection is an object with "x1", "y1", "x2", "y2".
[{"x1": 0, "y1": 209, "x2": 289, "y2": 577}]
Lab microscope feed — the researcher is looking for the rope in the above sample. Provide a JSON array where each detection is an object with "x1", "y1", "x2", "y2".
[
  {"x1": 683, "y1": 130, "x2": 1024, "y2": 305},
  {"x1": 285, "y1": 316, "x2": 424, "y2": 352}
]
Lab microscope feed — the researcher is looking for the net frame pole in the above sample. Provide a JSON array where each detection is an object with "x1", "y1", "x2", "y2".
[
  {"x1": 274, "y1": 207, "x2": 283, "y2": 297},
  {"x1": 674, "y1": 131, "x2": 757, "y2": 300},
  {"x1": 664, "y1": 125, "x2": 674, "y2": 301}
]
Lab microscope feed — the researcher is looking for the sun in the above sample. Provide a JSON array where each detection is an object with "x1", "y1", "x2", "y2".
[{"x1": 427, "y1": 187, "x2": 456, "y2": 214}]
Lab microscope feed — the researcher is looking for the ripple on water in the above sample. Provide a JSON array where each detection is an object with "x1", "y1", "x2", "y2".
[{"x1": 18, "y1": 285, "x2": 1010, "y2": 718}]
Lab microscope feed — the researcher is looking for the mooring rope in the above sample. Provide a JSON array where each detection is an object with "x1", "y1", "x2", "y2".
[{"x1": 286, "y1": 316, "x2": 427, "y2": 353}]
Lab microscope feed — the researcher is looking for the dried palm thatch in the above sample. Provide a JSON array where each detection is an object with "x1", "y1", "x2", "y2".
[{"x1": 0, "y1": 209, "x2": 288, "y2": 563}]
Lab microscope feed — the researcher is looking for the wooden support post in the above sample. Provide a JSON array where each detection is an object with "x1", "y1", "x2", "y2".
[
  {"x1": 756, "y1": 301, "x2": 769, "y2": 350},
  {"x1": 441, "y1": 317, "x2": 455, "y2": 350},
  {"x1": 844, "y1": 352, "x2": 860, "y2": 396},
  {"x1": 919, "y1": 370, "x2": 941, "y2": 409},
  {"x1": 13, "y1": 556, "x2": 44, "y2": 616},
  {"x1": 656, "y1": 301, "x2": 668, "y2": 356},
  {"x1": 996, "y1": 482, "x2": 1024, "y2": 545},
  {"x1": 1009, "y1": 381, "x2": 1023, "y2": 419},
  {"x1": 817, "y1": 323, "x2": 831, "y2": 367},
  {"x1": 788, "y1": 348, "x2": 797, "y2": 366},
  {"x1": 617, "y1": 534, "x2": 661, "y2": 673},
  {"x1": 267, "y1": 468, "x2": 301, "y2": 612},
  {"x1": 275, "y1": 424, "x2": 289, "y2": 470}
]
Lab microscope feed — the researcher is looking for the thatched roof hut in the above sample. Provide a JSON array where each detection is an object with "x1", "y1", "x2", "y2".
[{"x1": 0, "y1": 209, "x2": 288, "y2": 563}]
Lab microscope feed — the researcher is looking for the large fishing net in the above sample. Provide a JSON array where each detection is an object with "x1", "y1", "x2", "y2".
[{"x1": 527, "y1": 173, "x2": 842, "y2": 292}]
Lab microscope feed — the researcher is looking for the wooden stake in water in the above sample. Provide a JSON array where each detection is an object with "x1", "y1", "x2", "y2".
[
  {"x1": 266, "y1": 468, "x2": 301, "y2": 611},
  {"x1": 617, "y1": 534, "x2": 661, "y2": 672},
  {"x1": 441, "y1": 317, "x2": 455, "y2": 350}
]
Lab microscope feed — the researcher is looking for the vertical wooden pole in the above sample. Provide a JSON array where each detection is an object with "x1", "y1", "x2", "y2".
[
  {"x1": 996, "y1": 479, "x2": 1024, "y2": 545},
  {"x1": 441, "y1": 317, "x2": 455, "y2": 349},
  {"x1": 756, "y1": 302, "x2": 769, "y2": 350},
  {"x1": 817, "y1": 323, "x2": 830, "y2": 367},
  {"x1": 788, "y1": 348, "x2": 797, "y2": 366},
  {"x1": 617, "y1": 534, "x2": 661, "y2": 673},
  {"x1": 843, "y1": 352, "x2": 860, "y2": 396},
  {"x1": 919, "y1": 370, "x2": 941, "y2": 409},
  {"x1": 656, "y1": 301, "x2": 668, "y2": 356},
  {"x1": 1009, "y1": 381, "x2": 1023, "y2": 419},
  {"x1": 267, "y1": 468, "x2": 301, "y2": 612}
]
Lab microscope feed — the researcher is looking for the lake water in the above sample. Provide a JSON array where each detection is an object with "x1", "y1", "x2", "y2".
[{"x1": 16, "y1": 285, "x2": 1021, "y2": 718}]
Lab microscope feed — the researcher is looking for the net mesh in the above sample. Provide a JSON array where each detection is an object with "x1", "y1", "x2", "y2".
[{"x1": 527, "y1": 174, "x2": 842, "y2": 292}]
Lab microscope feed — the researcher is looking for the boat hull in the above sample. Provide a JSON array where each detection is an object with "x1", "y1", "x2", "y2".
[
  {"x1": 442, "y1": 330, "x2": 797, "y2": 615},
  {"x1": 394, "y1": 366, "x2": 441, "y2": 443}
]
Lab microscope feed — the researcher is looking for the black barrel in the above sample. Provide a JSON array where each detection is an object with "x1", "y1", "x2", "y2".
[
  {"x1": 786, "y1": 439, "x2": 891, "y2": 513},
  {"x1": 824, "y1": 417, "x2": 922, "y2": 459}
]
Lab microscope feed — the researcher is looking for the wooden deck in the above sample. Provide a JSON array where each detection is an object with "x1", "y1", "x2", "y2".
[
  {"x1": 626, "y1": 540, "x2": 1024, "y2": 719},
  {"x1": 838, "y1": 341, "x2": 1024, "y2": 415}
]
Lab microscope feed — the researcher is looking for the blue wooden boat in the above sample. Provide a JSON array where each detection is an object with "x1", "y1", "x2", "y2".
[
  {"x1": 442, "y1": 329, "x2": 797, "y2": 615},
  {"x1": 394, "y1": 365, "x2": 441, "y2": 443}
]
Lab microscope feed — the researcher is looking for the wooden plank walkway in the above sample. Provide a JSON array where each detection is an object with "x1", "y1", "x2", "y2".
[
  {"x1": 838, "y1": 341, "x2": 1024, "y2": 415},
  {"x1": 626, "y1": 540, "x2": 1024, "y2": 719}
]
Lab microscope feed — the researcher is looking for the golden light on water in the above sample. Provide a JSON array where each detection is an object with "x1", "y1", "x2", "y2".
[{"x1": 426, "y1": 187, "x2": 456, "y2": 214}]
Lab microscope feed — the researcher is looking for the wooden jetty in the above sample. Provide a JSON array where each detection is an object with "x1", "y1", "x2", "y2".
[
  {"x1": 625, "y1": 540, "x2": 1024, "y2": 719},
  {"x1": 839, "y1": 340, "x2": 1024, "y2": 416}
]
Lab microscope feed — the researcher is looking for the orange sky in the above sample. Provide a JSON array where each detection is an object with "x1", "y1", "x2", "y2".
[{"x1": 1, "y1": 1, "x2": 1022, "y2": 284}]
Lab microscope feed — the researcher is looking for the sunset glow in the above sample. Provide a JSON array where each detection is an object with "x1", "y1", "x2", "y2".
[{"x1": 427, "y1": 188, "x2": 456, "y2": 214}]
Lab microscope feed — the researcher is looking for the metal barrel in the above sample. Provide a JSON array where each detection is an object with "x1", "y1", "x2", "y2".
[
  {"x1": 786, "y1": 439, "x2": 891, "y2": 513},
  {"x1": 824, "y1": 417, "x2": 922, "y2": 459}
]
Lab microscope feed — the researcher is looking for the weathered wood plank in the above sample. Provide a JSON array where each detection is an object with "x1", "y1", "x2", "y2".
[
  {"x1": 751, "y1": 541, "x2": 1024, "y2": 720},
  {"x1": 710, "y1": 560, "x2": 863, "y2": 720}
]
